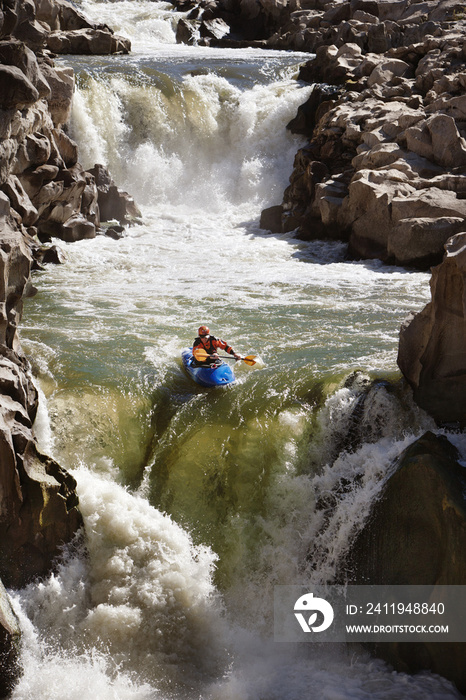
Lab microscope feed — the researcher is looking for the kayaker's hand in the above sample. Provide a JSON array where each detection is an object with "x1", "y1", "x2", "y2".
[
  {"x1": 233, "y1": 353, "x2": 242, "y2": 361},
  {"x1": 211, "y1": 353, "x2": 220, "y2": 360}
]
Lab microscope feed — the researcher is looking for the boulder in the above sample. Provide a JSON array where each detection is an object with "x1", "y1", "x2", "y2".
[
  {"x1": 200, "y1": 17, "x2": 230, "y2": 39},
  {"x1": 405, "y1": 114, "x2": 466, "y2": 168},
  {"x1": 344, "y1": 173, "x2": 466, "y2": 267},
  {"x1": 367, "y1": 58, "x2": 411, "y2": 86},
  {"x1": 0, "y1": 219, "x2": 33, "y2": 352},
  {"x1": 344, "y1": 431, "x2": 466, "y2": 693},
  {"x1": 0, "y1": 64, "x2": 39, "y2": 109},
  {"x1": 37, "y1": 214, "x2": 96, "y2": 242},
  {"x1": 19, "y1": 163, "x2": 59, "y2": 200},
  {"x1": 12, "y1": 132, "x2": 52, "y2": 172},
  {"x1": 388, "y1": 216, "x2": 466, "y2": 267},
  {"x1": 398, "y1": 232, "x2": 466, "y2": 426},
  {"x1": 88, "y1": 163, "x2": 141, "y2": 223},
  {"x1": 35, "y1": 0, "x2": 97, "y2": 31},
  {"x1": 0, "y1": 39, "x2": 50, "y2": 99},
  {"x1": 260, "y1": 204, "x2": 283, "y2": 232},
  {"x1": 176, "y1": 17, "x2": 198, "y2": 44},
  {"x1": 2, "y1": 175, "x2": 38, "y2": 226},
  {"x1": 46, "y1": 28, "x2": 130, "y2": 54}
]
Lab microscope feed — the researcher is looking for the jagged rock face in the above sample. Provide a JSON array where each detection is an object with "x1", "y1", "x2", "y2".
[
  {"x1": 0, "y1": 212, "x2": 83, "y2": 591},
  {"x1": 0, "y1": 204, "x2": 34, "y2": 352},
  {"x1": 88, "y1": 164, "x2": 142, "y2": 225},
  {"x1": 343, "y1": 431, "x2": 466, "y2": 693},
  {"x1": 0, "y1": 39, "x2": 102, "y2": 242},
  {"x1": 0, "y1": 0, "x2": 130, "y2": 54},
  {"x1": 0, "y1": 0, "x2": 140, "y2": 688},
  {"x1": 258, "y1": 2, "x2": 466, "y2": 269},
  {"x1": 398, "y1": 232, "x2": 466, "y2": 426},
  {"x1": 0, "y1": 421, "x2": 83, "y2": 589},
  {"x1": 0, "y1": 40, "x2": 137, "y2": 243}
]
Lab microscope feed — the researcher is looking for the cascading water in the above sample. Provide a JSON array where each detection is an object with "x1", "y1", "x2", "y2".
[{"x1": 11, "y1": 1, "x2": 464, "y2": 698}]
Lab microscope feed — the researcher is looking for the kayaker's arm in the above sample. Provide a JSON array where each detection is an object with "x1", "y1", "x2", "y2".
[{"x1": 214, "y1": 338, "x2": 242, "y2": 360}]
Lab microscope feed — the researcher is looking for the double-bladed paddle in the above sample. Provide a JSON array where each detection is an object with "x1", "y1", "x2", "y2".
[{"x1": 193, "y1": 348, "x2": 257, "y2": 366}]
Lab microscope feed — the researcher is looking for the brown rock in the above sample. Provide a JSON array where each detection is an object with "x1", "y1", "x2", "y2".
[
  {"x1": 37, "y1": 214, "x2": 96, "y2": 242},
  {"x1": 2, "y1": 174, "x2": 38, "y2": 226},
  {"x1": 260, "y1": 204, "x2": 283, "y2": 232},
  {"x1": 0, "y1": 64, "x2": 39, "y2": 109},
  {"x1": 0, "y1": 217, "x2": 33, "y2": 352},
  {"x1": 0, "y1": 39, "x2": 50, "y2": 99},
  {"x1": 0, "y1": 425, "x2": 83, "y2": 588},
  {"x1": 39, "y1": 62, "x2": 74, "y2": 126},
  {"x1": 47, "y1": 28, "x2": 130, "y2": 55},
  {"x1": 405, "y1": 114, "x2": 466, "y2": 168},
  {"x1": 398, "y1": 232, "x2": 466, "y2": 425},
  {"x1": 344, "y1": 431, "x2": 466, "y2": 693},
  {"x1": 13, "y1": 132, "x2": 52, "y2": 172},
  {"x1": 388, "y1": 216, "x2": 466, "y2": 267},
  {"x1": 88, "y1": 163, "x2": 141, "y2": 223}
]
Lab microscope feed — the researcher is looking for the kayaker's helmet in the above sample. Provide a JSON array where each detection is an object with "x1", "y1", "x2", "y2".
[{"x1": 198, "y1": 325, "x2": 210, "y2": 337}]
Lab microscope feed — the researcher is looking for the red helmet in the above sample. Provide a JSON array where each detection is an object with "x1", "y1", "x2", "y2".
[{"x1": 198, "y1": 325, "x2": 210, "y2": 337}]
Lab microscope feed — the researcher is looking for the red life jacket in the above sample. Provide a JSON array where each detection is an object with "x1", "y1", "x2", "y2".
[{"x1": 193, "y1": 335, "x2": 234, "y2": 363}]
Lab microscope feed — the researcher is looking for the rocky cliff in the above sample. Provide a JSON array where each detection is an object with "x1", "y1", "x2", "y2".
[
  {"x1": 0, "y1": 0, "x2": 140, "y2": 692},
  {"x1": 255, "y1": 0, "x2": 466, "y2": 271}
]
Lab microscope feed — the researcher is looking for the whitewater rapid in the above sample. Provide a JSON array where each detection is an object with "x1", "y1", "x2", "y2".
[{"x1": 11, "y1": 0, "x2": 465, "y2": 698}]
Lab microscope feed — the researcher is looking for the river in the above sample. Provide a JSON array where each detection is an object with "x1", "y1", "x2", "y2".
[{"x1": 9, "y1": 0, "x2": 464, "y2": 698}]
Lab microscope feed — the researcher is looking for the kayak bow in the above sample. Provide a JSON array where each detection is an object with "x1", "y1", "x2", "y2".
[{"x1": 181, "y1": 348, "x2": 236, "y2": 387}]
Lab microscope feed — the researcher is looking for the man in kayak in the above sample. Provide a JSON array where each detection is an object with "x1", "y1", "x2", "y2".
[{"x1": 193, "y1": 326, "x2": 243, "y2": 365}]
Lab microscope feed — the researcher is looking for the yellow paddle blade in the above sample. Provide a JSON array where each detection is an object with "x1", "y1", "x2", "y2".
[
  {"x1": 193, "y1": 348, "x2": 209, "y2": 362},
  {"x1": 242, "y1": 355, "x2": 257, "y2": 366}
]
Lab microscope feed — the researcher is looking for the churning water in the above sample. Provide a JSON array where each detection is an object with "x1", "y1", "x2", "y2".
[{"x1": 12, "y1": 0, "x2": 464, "y2": 698}]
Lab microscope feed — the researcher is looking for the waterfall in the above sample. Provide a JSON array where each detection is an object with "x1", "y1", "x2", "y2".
[{"x1": 14, "y1": 0, "x2": 462, "y2": 698}]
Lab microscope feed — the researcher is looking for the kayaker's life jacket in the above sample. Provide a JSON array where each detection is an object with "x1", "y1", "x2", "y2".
[{"x1": 193, "y1": 335, "x2": 235, "y2": 363}]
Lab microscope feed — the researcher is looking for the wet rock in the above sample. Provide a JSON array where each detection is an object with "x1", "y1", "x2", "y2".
[
  {"x1": 0, "y1": 422, "x2": 83, "y2": 589},
  {"x1": 104, "y1": 225, "x2": 124, "y2": 240},
  {"x1": 33, "y1": 242, "x2": 66, "y2": 265},
  {"x1": 88, "y1": 163, "x2": 141, "y2": 224},
  {"x1": 176, "y1": 17, "x2": 198, "y2": 43},
  {"x1": 37, "y1": 213, "x2": 96, "y2": 242},
  {"x1": 200, "y1": 17, "x2": 230, "y2": 39},
  {"x1": 260, "y1": 204, "x2": 283, "y2": 233},
  {"x1": 0, "y1": 579, "x2": 21, "y2": 697},
  {"x1": 343, "y1": 431, "x2": 466, "y2": 694}
]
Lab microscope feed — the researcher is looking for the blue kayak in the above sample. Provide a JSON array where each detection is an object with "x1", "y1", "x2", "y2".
[{"x1": 181, "y1": 348, "x2": 236, "y2": 388}]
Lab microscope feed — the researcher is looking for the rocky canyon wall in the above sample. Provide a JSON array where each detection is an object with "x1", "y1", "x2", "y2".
[{"x1": 0, "y1": 0, "x2": 141, "y2": 692}]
